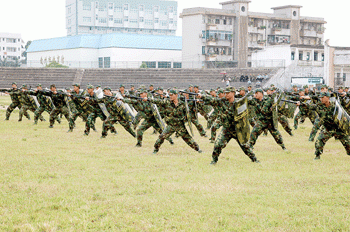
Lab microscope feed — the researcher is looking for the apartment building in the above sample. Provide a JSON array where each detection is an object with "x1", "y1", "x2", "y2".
[
  {"x1": 180, "y1": 0, "x2": 326, "y2": 68},
  {"x1": 0, "y1": 32, "x2": 25, "y2": 63},
  {"x1": 66, "y1": 0, "x2": 177, "y2": 36}
]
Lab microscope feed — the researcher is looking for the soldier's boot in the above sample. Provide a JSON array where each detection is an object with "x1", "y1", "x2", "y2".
[
  {"x1": 197, "y1": 148, "x2": 203, "y2": 153},
  {"x1": 287, "y1": 130, "x2": 293, "y2": 136},
  {"x1": 281, "y1": 145, "x2": 287, "y2": 151},
  {"x1": 175, "y1": 132, "x2": 180, "y2": 138},
  {"x1": 110, "y1": 127, "x2": 118, "y2": 135},
  {"x1": 5, "y1": 111, "x2": 10, "y2": 120},
  {"x1": 294, "y1": 124, "x2": 298, "y2": 130},
  {"x1": 169, "y1": 138, "x2": 174, "y2": 145},
  {"x1": 250, "y1": 156, "x2": 260, "y2": 163},
  {"x1": 153, "y1": 149, "x2": 159, "y2": 154},
  {"x1": 25, "y1": 113, "x2": 31, "y2": 120},
  {"x1": 57, "y1": 118, "x2": 62, "y2": 124},
  {"x1": 135, "y1": 142, "x2": 142, "y2": 147},
  {"x1": 49, "y1": 125, "x2": 54, "y2": 128},
  {"x1": 67, "y1": 129, "x2": 73, "y2": 133},
  {"x1": 210, "y1": 155, "x2": 219, "y2": 165},
  {"x1": 40, "y1": 117, "x2": 46, "y2": 122},
  {"x1": 314, "y1": 155, "x2": 321, "y2": 160},
  {"x1": 152, "y1": 130, "x2": 157, "y2": 135},
  {"x1": 209, "y1": 138, "x2": 215, "y2": 143},
  {"x1": 263, "y1": 129, "x2": 268, "y2": 136},
  {"x1": 33, "y1": 121, "x2": 38, "y2": 125},
  {"x1": 309, "y1": 133, "x2": 316, "y2": 142}
]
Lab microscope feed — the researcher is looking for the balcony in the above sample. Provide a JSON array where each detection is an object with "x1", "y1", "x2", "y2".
[
  {"x1": 206, "y1": 39, "x2": 232, "y2": 47},
  {"x1": 205, "y1": 54, "x2": 232, "y2": 62},
  {"x1": 248, "y1": 41, "x2": 265, "y2": 49},
  {"x1": 297, "y1": 60, "x2": 324, "y2": 67}
]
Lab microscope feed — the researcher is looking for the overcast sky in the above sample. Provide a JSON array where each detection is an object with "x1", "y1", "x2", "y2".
[{"x1": 1, "y1": 0, "x2": 349, "y2": 47}]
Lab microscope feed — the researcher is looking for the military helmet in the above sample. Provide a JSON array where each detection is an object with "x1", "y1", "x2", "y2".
[
  {"x1": 320, "y1": 92, "x2": 330, "y2": 98},
  {"x1": 224, "y1": 87, "x2": 236, "y2": 93}
]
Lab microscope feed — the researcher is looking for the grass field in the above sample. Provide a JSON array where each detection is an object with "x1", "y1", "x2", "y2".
[{"x1": 0, "y1": 95, "x2": 350, "y2": 231}]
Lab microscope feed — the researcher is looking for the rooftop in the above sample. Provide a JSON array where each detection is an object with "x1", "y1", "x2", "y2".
[{"x1": 27, "y1": 33, "x2": 182, "y2": 53}]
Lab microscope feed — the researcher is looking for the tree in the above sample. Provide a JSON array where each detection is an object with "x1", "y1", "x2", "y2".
[
  {"x1": 140, "y1": 62, "x2": 148, "y2": 68},
  {"x1": 45, "y1": 61, "x2": 69, "y2": 68},
  {"x1": 21, "y1": 41, "x2": 32, "y2": 64}
]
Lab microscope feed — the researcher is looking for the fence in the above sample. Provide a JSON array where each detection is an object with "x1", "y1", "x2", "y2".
[{"x1": 25, "y1": 59, "x2": 286, "y2": 69}]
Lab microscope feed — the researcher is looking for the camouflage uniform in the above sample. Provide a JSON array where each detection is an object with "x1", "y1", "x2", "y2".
[
  {"x1": 5, "y1": 88, "x2": 30, "y2": 120},
  {"x1": 278, "y1": 112, "x2": 293, "y2": 136},
  {"x1": 248, "y1": 94, "x2": 286, "y2": 149},
  {"x1": 203, "y1": 92, "x2": 259, "y2": 164},
  {"x1": 29, "y1": 90, "x2": 60, "y2": 124},
  {"x1": 188, "y1": 100, "x2": 207, "y2": 137},
  {"x1": 124, "y1": 98, "x2": 173, "y2": 146},
  {"x1": 68, "y1": 90, "x2": 92, "y2": 131},
  {"x1": 18, "y1": 90, "x2": 44, "y2": 122},
  {"x1": 150, "y1": 97, "x2": 200, "y2": 153},
  {"x1": 41, "y1": 90, "x2": 70, "y2": 127},
  {"x1": 308, "y1": 101, "x2": 350, "y2": 158},
  {"x1": 99, "y1": 95, "x2": 136, "y2": 138}
]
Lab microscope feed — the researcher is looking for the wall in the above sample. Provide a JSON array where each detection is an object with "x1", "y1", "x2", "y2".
[
  {"x1": 251, "y1": 45, "x2": 291, "y2": 67},
  {"x1": 181, "y1": 14, "x2": 203, "y2": 68}
]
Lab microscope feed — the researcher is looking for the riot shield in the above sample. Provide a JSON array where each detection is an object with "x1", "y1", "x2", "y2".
[
  {"x1": 234, "y1": 96, "x2": 250, "y2": 144},
  {"x1": 334, "y1": 99, "x2": 350, "y2": 136},
  {"x1": 184, "y1": 98, "x2": 194, "y2": 137},
  {"x1": 150, "y1": 96, "x2": 166, "y2": 131},
  {"x1": 115, "y1": 92, "x2": 135, "y2": 123}
]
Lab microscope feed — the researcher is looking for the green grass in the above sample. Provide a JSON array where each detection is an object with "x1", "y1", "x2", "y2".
[{"x1": 1, "y1": 95, "x2": 350, "y2": 231}]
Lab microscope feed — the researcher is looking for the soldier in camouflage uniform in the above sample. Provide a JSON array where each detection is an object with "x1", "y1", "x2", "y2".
[
  {"x1": 83, "y1": 85, "x2": 116, "y2": 136},
  {"x1": 40, "y1": 84, "x2": 70, "y2": 128},
  {"x1": 200, "y1": 87, "x2": 259, "y2": 165},
  {"x1": 29, "y1": 84, "x2": 61, "y2": 125},
  {"x1": 124, "y1": 89, "x2": 173, "y2": 147},
  {"x1": 193, "y1": 85, "x2": 210, "y2": 121},
  {"x1": 99, "y1": 87, "x2": 136, "y2": 138},
  {"x1": 182, "y1": 92, "x2": 207, "y2": 137},
  {"x1": 248, "y1": 89, "x2": 287, "y2": 150},
  {"x1": 19, "y1": 85, "x2": 45, "y2": 122},
  {"x1": 300, "y1": 92, "x2": 350, "y2": 159},
  {"x1": 206, "y1": 89, "x2": 218, "y2": 129},
  {"x1": 149, "y1": 89, "x2": 201, "y2": 154},
  {"x1": 4, "y1": 82, "x2": 30, "y2": 120},
  {"x1": 206, "y1": 89, "x2": 228, "y2": 143}
]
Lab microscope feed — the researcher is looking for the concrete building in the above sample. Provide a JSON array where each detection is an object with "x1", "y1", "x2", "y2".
[
  {"x1": 324, "y1": 40, "x2": 350, "y2": 89},
  {"x1": 0, "y1": 32, "x2": 25, "y2": 64},
  {"x1": 26, "y1": 33, "x2": 182, "y2": 69},
  {"x1": 180, "y1": 0, "x2": 326, "y2": 69},
  {"x1": 66, "y1": 0, "x2": 177, "y2": 37}
]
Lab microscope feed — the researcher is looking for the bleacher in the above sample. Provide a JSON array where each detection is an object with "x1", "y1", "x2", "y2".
[{"x1": 0, "y1": 67, "x2": 277, "y2": 90}]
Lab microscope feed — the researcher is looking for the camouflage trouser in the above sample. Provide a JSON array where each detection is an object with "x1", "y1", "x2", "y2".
[
  {"x1": 19, "y1": 105, "x2": 43, "y2": 121},
  {"x1": 210, "y1": 119, "x2": 222, "y2": 141},
  {"x1": 249, "y1": 120, "x2": 285, "y2": 148},
  {"x1": 69, "y1": 109, "x2": 89, "y2": 130},
  {"x1": 133, "y1": 112, "x2": 143, "y2": 128},
  {"x1": 249, "y1": 117, "x2": 256, "y2": 128},
  {"x1": 190, "y1": 115, "x2": 206, "y2": 137},
  {"x1": 207, "y1": 114, "x2": 217, "y2": 129},
  {"x1": 85, "y1": 111, "x2": 116, "y2": 135},
  {"x1": 315, "y1": 129, "x2": 350, "y2": 156},
  {"x1": 154, "y1": 124, "x2": 198, "y2": 152},
  {"x1": 102, "y1": 115, "x2": 136, "y2": 138},
  {"x1": 309, "y1": 117, "x2": 321, "y2": 141},
  {"x1": 136, "y1": 119, "x2": 172, "y2": 145},
  {"x1": 278, "y1": 114, "x2": 293, "y2": 136},
  {"x1": 212, "y1": 126, "x2": 256, "y2": 162},
  {"x1": 34, "y1": 106, "x2": 59, "y2": 124},
  {"x1": 6, "y1": 102, "x2": 30, "y2": 120},
  {"x1": 294, "y1": 111, "x2": 316, "y2": 129},
  {"x1": 50, "y1": 106, "x2": 70, "y2": 127},
  {"x1": 198, "y1": 109, "x2": 209, "y2": 121}
]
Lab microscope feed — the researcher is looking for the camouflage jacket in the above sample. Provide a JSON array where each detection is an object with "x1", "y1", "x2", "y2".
[
  {"x1": 28, "y1": 90, "x2": 49, "y2": 106},
  {"x1": 41, "y1": 90, "x2": 67, "y2": 109},
  {"x1": 289, "y1": 96, "x2": 313, "y2": 115},
  {"x1": 124, "y1": 98, "x2": 154, "y2": 121},
  {"x1": 201, "y1": 96, "x2": 229, "y2": 122},
  {"x1": 308, "y1": 102, "x2": 340, "y2": 132},
  {"x1": 150, "y1": 98, "x2": 187, "y2": 127},
  {"x1": 7, "y1": 89, "x2": 21, "y2": 103},
  {"x1": 19, "y1": 91, "x2": 34, "y2": 107},
  {"x1": 70, "y1": 89, "x2": 89, "y2": 111},
  {"x1": 248, "y1": 96, "x2": 274, "y2": 122}
]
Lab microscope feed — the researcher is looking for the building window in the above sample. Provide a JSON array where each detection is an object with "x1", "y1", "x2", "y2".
[
  {"x1": 158, "y1": 62, "x2": 171, "y2": 68},
  {"x1": 114, "y1": 18, "x2": 123, "y2": 24},
  {"x1": 322, "y1": 53, "x2": 324, "y2": 61},
  {"x1": 108, "y1": 3, "x2": 113, "y2": 10},
  {"x1": 145, "y1": 19, "x2": 153, "y2": 25},
  {"x1": 202, "y1": 46, "x2": 206, "y2": 55},
  {"x1": 139, "y1": 5, "x2": 144, "y2": 11},
  {"x1": 154, "y1": 18, "x2": 159, "y2": 24},
  {"x1": 344, "y1": 74, "x2": 347, "y2": 82},
  {"x1": 223, "y1": 19, "x2": 227, "y2": 25},
  {"x1": 124, "y1": 16, "x2": 128, "y2": 22},
  {"x1": 143, "y1": 61, "x2": 156, "y2": 68},
  {"x1": 154, "y1": 6, "x2": 159, "y2": 12},
  {"x1": 228, "y1": 48, "x2": 232, "y2": 55},
  {"x1": 95, "y1": 1, "x2": 98, "y2": 9},
  {"x1": 130, "y1": 19, "x2": 138, "y2": 23},
  {"x1": 169, "y1": 19, "x2": 173, "y2": 24},
  {"x1": 291, "y1": 52, "x2": 295, "y2": 60},
  {"x1": 99, "y1": 57, "x2": 103, "y2": 68},
  {"x1": 299, "y1": 52, "x2": 303, "y2": 61},
  {"x1": 99, "y1": 18, "x2": 107, "y2": 23},
  {"x1": 228, "y1": 18, "x2": 232, "y2": 25},
  {"x1": 169, "y1": 6, "x2": 174, "y2": 13},
  {"x1": 68, "y1": 7, "x2": 71, "y2": 14},
  {"x1": 83, "y1": 17, "x2": 92, "y2": 22},
  {"x1": 109, "y1": 16, "x2": 113, "y2": 21},
  {"x1": 7, "y1": 47, "x2": 16, "y2": 52},
  {"x1": 306, "y1": 52, "x2": 310, "y2": 61},
  {"x1": 124, "y1": 4, "x2": 128, "y2": 10},
  {"x1": 115, "y1": 6, "x2": 122, "y2": 12},
  {"x1": 104, "y1": 57, "x2": 110, "y2": 68},
  {"x1": 68, "y1": 19, "x2": 71, "y2": 25},
  {"x1": 173, "y1": 62, "x2": 182, "y2": 68},
  {"x1": 215, "y1": 19, "x2": 220, "y2": 24},
  {"x1": 6, "y1": 38, "x2": 16, "y2": 43},
  {"x1": 96, "y1": 14, "x2": 98, "y2": 20},
  {"x1": 139, "y1": 17, "x2": 144, "y2": 23},
  {"x1": 161, "y1": 20, "x2": 167, "y2": 26},
  {"x1": 314, "y1": 52, "x2": 318, "y2": 61}
]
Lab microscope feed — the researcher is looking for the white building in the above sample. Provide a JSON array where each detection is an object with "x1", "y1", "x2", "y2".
[
  {"x1": 180, "y1": 1, "x2": 326, "y2": 69},
  {"x1": 66, "y1": 0, "x2": 178, "y2": 36},
  {"x1": 26, "y1": 33, "x2": 182, "y2": 69},
  {"x1": 0, "y1": 32, "x2": 25, "y2": 64}
]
